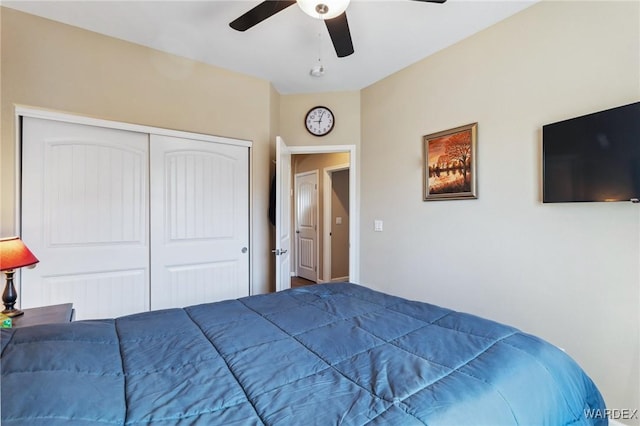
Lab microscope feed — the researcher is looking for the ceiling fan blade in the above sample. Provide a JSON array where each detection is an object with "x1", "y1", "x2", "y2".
[
  {"x1": 411, "y1": 0, "x2": 447, "y2": 3},
  {"x1": 230, "y1": 1, "x2": 296, "y2": 32},
  {"x1": 325, "y1": 13, "x2": 354, "y2": 58}
]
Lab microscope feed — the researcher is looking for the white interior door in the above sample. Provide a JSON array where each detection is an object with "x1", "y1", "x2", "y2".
[
  {"x1": 149, "y1": 134, "x2": 249, "y2": 309},
  {"x1": 295, "y1": 171, "x2": 318, "y2": 282},
  {"x1": 21, "y1": 117, "x2": 150, "y2": 319},
  {"x1": 275, "y1": 136, "x2": 292, "y2": 291}
]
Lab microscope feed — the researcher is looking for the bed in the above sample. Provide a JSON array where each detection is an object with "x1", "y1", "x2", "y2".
[{"x1": 1, "y1": 283, "x2": 605, "y2": 425}]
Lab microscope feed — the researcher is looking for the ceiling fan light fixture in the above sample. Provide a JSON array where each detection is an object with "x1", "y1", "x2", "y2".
[
  {"x1": 310, "y1": 63, "x2": 325, "y2": 77},
  {"x1": 297, "y1": 0, "x2": 351, "y2": 20}
]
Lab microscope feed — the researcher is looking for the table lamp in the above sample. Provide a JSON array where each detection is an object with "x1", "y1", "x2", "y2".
[{"x1": 0, "y1": 237, "x2": 39, "y2": 317}]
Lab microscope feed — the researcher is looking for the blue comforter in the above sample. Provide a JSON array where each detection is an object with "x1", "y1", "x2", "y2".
[{"x1": 1, "y1": 283, "x2": 605, "y2": 425}]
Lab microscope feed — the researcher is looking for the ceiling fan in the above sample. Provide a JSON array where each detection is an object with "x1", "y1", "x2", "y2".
[{"x1": 230, "y1": 0, "x2": 447, "y2": 58}]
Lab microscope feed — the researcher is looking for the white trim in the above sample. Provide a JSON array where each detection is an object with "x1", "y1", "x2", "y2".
[
  {"x1": 247, "y1": 146, "x2": 254, "y2": 296},
  {"x1": 13, "y1": 112, "x2": 22, "y2": 237},
  {"x1": 289, "y1": 145, "x2": 352, "y2": 155},
  {"x1": 323, "y1": 163, "x2": 349, "y2": 283},
  {"x1": 14, "y1": 105, "x2": 252, "y2": 148},
  {"x1": 288, "y1": 144, "x2": 358, "y2": 283},
  {"x1": 13, "y1": 112, "x2": 24, "y2": 305}
]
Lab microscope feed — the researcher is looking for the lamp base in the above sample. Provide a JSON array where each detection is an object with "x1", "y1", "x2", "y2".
[
  {"x1": 2, "y1": 308, "x2": 24, "y2": 318},
  {"x1": 2, "y1": 270, "x2": 24, "y2": 318}
]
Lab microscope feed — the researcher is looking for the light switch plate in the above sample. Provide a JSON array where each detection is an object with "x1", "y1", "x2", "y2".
[{"x1": 374, "y1": 220, "x2": 383, "y2": 232}]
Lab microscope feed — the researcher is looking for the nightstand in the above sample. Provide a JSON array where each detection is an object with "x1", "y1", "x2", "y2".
[{"x1": 11, "y1": 303, "x2": 74, "y2": 328}]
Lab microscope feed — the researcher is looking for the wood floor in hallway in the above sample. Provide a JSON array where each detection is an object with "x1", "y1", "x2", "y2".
[{"x1": 291, "y1": 276, "x2": 315, "y2": 288}]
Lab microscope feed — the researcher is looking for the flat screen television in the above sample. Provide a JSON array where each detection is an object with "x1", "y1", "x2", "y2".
[{"x1": 542, "y1": 101, "x2": 640, "y2": 203}]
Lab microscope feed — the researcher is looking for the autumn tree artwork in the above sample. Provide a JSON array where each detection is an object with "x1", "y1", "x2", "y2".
[{"x1": 423, "y1": 123, "x2": 478, "y2": 200}]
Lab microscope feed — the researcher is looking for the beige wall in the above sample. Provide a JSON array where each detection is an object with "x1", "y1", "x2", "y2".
[
  {"x1": 279, "y1": 92, "x2": 361, "y2": 149},
  {"x1": 0, "y1": 7, "x2": 275, "y2": 294},
  {"x1": 361, "y1": 0, "x2": 639, "y2": 418}
]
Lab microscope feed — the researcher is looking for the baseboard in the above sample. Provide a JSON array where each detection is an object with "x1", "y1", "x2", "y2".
[{"x1": 292, "y1": 276, "x2": 349, "y2": 283}]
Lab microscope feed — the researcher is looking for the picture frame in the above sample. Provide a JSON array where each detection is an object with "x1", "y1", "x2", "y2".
[{"x1": 423, "y1": 122, "x2": 478, "y2": 201}]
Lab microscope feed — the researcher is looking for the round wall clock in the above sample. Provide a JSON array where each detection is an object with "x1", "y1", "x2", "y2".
[{"x1": 305, "y1": 106, "x2": 335, "y2": 136}]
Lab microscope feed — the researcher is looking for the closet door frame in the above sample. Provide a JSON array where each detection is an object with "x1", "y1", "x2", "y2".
[{"x1": 13, "y1": 106, "x2": 253, "y2": 307}]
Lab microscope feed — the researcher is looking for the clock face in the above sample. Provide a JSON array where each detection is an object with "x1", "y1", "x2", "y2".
[{"x1": 305, "y1": 106, "x2": 334, "y2": 136}]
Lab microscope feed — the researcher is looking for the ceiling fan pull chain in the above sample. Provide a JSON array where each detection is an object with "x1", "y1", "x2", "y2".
[{"x1": 310, "y1": 28, "x2": 325, "y2": 77}]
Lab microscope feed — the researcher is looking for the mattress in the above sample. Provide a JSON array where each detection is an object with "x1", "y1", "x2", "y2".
[{"x1": 1, "y1": 283, "x2": 606, "y2": 425}]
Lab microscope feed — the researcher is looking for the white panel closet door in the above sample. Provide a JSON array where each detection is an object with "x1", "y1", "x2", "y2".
[
  {"x1": 21, "y1": 117, "x2": 150, "y2": 320},
  {"x1": 149, "y1": 135, "x2": 249, "y2": 309}
]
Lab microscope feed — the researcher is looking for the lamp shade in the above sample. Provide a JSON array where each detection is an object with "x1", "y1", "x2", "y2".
[
  {"x1": 297, "y1": 0, "x2": 351, "y2": 19},
  {"x1": 0, "y1": 237, "x2": 39, "y2": 271}
]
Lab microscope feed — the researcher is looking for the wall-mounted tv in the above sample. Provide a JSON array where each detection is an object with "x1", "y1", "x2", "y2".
[{"x1": 542, "y1": 101, "x2": 640, "y2": 203}]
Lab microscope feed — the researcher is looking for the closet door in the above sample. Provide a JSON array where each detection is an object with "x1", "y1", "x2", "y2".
[
  {"x1": 21, "y1": 117, "x2": 150, "y2": 319},
  {"x1": 149, "y1": 135, "x2": 249, "y2": 309}
]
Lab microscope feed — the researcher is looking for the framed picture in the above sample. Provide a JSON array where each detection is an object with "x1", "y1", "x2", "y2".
[{"x1": 423, "y1": 122, "x2": 477, "y2": 201}]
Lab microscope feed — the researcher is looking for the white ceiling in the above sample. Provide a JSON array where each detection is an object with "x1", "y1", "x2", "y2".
[{"x1": 3, "y1": 0, "x2": 537, "y2": 94}]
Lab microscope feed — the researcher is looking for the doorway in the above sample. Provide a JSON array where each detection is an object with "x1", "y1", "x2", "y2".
[
  {"x1": 274, "y1": 141, "x2": 358, "y2": 292},
  {"x1": 324, "y1": 164, "x2": 350, "y2": 282},
  {"x1": 291, "y1": 152, "x2": 350, "y2": 285}
]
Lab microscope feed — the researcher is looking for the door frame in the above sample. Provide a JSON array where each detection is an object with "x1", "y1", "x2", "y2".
[
  {"x1": 323, "y1": 163, "x2": 350, "y2": 282},
  {"x1": 287, "y1": 145, "x2": 358, "y2": 284},
  {"x1": 294, "y1": 170, "x2": 319, "y2": 282}
]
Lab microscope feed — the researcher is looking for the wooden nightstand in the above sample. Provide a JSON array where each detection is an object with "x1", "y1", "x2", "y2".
[{"x1": 11, "y1": 303, "x2": 74, "y2": 328}]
